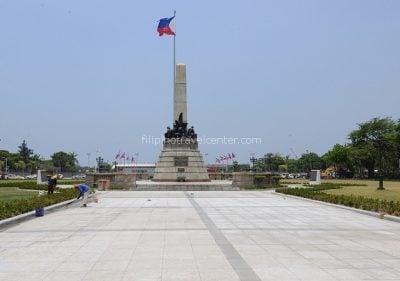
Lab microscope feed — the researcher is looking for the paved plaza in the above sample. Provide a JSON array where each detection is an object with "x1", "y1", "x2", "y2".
[{"x1": 1, "y1": 191, "x2": 400, "y2": 281}]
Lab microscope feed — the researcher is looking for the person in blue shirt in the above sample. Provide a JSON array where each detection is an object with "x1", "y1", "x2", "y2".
[{"x1": 74, "y1": 184, "x2": 90, "y2": 207}]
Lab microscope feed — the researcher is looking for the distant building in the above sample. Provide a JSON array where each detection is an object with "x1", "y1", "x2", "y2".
[
  {"x1": 113, "y1": 164, "x2": 155, "y2": 178},
  {"x1": 206, "y1": 164, "x2": 230, "y2": 180},
  {"x1": 206, "y1": 164, "x2": 227, "y2": 173}
]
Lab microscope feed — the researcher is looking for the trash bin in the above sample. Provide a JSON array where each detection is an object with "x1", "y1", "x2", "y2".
[
  {"x1": 35, "y1": 207, "x2": 44, "y2": 217},
  {"x1": 103, "y1": 179, "x2": 110, "y2": 190},
  {"x1": 96, "y1": 179, "x2": 110, "y2": 191}
]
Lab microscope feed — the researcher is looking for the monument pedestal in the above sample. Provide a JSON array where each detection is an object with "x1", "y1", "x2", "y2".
[
  {"x1": 153, "y1": 142, "x2": 210, "y2": 182},
  {"x1": 153, "y1": 63, "x2": 209, "y2": 182}
]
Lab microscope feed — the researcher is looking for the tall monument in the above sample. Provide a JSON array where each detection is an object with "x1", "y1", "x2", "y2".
[{"x1": 153, "y1": 63, "x2": 210, "y2": 182}]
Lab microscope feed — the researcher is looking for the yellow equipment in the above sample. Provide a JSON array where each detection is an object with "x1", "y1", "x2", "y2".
[{"x1": 321, "y1": 166, "x2": 335, "y2": 179}]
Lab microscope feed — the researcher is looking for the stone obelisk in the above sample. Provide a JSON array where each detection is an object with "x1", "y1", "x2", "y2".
[
  {"x1": 153, "y1": 63, "x2": 210, "y2": 182},
  {"x1": 174, "y1": 63, "x2": 187, "y2": 123}
]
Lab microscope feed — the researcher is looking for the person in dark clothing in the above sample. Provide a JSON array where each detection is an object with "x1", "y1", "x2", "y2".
[
  {"x1": 47, "y1": 175, "x2": 58, "y2": 195},
  {"x1": 47, "y1": 175, "x2": 54, "y2": 194}
]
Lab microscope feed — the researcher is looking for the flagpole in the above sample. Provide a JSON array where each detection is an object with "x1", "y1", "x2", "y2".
[{"x1": 173, "y1": 10, "x2": 176, "y2": 122}]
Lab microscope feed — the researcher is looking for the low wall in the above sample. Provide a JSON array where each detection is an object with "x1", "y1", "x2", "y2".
[
  {"x1": 232, "y1": 172, "x2": 254, "y2": 188},
  {"x1": 86, "y1": 173, "x2": 136, "y2": 190},
  {"x1": 232, "y1": 172, "x2": 279, "y2": 189},
  {"x1": 208, "y1": 173, "x2": 232, "y2": 180}
]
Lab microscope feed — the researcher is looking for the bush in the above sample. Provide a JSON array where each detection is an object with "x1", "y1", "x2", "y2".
[
  {"x1": 0, "y1": 180, "x2": 83, "y2": 190},
  {"x1": 0, "y1": 181, "x2": 46, "y2": 190},
  {"x1": 254, "y1": 175, "x2": 266, "y2": 187},
  {"x1": 251, "y1": 174, "x2": 280, "y2": 189},
  {"x1": 0, "y1": 188, "x2": 77, "y2": 220},
  {"x1": 276, "y1": 186, "x2": 400, "y2": 216}
]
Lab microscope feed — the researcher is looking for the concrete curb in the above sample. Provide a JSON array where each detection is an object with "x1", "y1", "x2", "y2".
[
  {"x1": 272, "y1": 191, "x2": 400, "y2": 223},
  {"x1": 0, "y1": 196, "x2": 91, "y2": 231}
]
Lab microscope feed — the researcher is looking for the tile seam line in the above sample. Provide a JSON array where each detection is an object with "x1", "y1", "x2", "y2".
[{"x1": 184, "y1": 191, "x2": 262, "y2": 281}]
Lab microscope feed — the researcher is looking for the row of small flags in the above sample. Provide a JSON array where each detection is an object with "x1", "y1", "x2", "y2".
[
  {"x1": 115, "y1": 152, "x2": 135, "y2": 163},
  {"x1": 216, "y1": 153, "x2": 236, "y2": 164}
]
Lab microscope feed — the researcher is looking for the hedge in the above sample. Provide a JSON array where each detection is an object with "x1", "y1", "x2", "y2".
[
  {"x1": 0, "y1": 188, "x2": 77, "y2": 220},
  {"x1": 276, "y1": 185, "x2": 400, "y2": 216},
  {"x1": 251, "y1": 175, "x2": 281, "y2": 189},
  {"x1": 0, "y1": 180, "x2": 83, "y2": 190},
  {"x1": 0, "y1": 181, "x2": 45, "y2": 190}
]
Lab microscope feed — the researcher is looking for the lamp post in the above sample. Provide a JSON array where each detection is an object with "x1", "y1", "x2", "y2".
[
  {"x1": 250, "y1": 154, "x2": 257, "y2": 172},
  {"x1": 95, "y1": 150, "x2": 99, "y2": 172},
  {"x1": 86, "y1": 153, "x2": 91, "y2": 169},
  {"x1": 375, "y1": 139, "x2": 386, "y2": 190},
  {"x1": 96, "y1": 157, "x2": 104, "y2": 173},
  {"x1": 0, "y1": 140, "x2": 4, "y2": 172}
]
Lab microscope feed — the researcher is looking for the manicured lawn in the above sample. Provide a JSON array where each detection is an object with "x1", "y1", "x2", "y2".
[
  {"x1": 0, "y1": 187, "x2": 40, "y2": 203},
  {"x1": 324, "y1": 180, "x2": 400, "y2": 202},
  {"x1": 281, "y1": 179, "x2": 400, "y2": 201}
]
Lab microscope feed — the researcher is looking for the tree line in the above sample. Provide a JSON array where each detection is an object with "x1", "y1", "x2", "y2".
[
  {"x1": 0, "y1": 140, "x2": 79, "y2": 174},
  {"x1": 1, "y1": 117, "x2": 399, "y2": 179},
  {"x1": 237, "y1": 117, "x2": 400, "y2": 180},
  {"x1": 0, "y1": 140, "x2": 112, "y2": 174}
]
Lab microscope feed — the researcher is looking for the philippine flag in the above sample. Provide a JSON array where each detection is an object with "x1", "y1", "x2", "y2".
[{"x1": 157, "y1": 16, "x2": 176, "y2": 36}]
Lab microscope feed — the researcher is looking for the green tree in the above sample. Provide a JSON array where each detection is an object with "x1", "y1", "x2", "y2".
[
  {"x1": 257, "y1": 153, "x2": 286, "y2": 172},
  {"x1": 297, "y1": 152, "x2": 323, "y2": 172},
  {"x1": 70, "y1": 152, "x2": 79, "y2": 166},
  {"x1": 18, "y1": 140, "x2": 33, "y2": 164},
  {"x1": 25, "y1": 154, "x2": 44, "y2": 173},
  {"x1": 348, "y1": 117, "x2": 398, "y2": 189},
  {"x1": 0, "y1": 150, "x2": 10, "y2": 172},
  {"x1": 278, "y1": 164, "x2": 288, "y2": 172},
  {"x1": 15, "y1": 160, "x2": 26, "y2": 173},
  {"x1": 394, "y1": 120, "x2": 400, "y2": 176},
  {"x1": 40, "y1": 159, "x2": 56, "y2": 170},
  {"x1": 324, "y1": 144, "x2": 354, "y2": 178},
  {"x1": 51, "y1": 152, "x2": 78, "y2": 172},
  {"x1": 286, "y1": 158, "x2": 300, "y2": 173},
  {"x1": 5, "y1": 153, "x2": 22, "y2": 172},
  {"x1": 230, "y1": 161, "x2": 250, "y2": 172}
]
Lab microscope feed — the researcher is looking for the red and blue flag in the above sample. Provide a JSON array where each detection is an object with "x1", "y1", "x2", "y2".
[{"x1": 157, "y1": 16, "x2": 175, "y2": 36}]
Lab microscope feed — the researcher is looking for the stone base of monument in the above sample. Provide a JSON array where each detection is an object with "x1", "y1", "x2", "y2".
[
  {"x1": 135, "y1": 180, "x2": 238, "y2": 191},
  {"x1": 153, "y1": 142, "x2": 210, "y2": 182}
]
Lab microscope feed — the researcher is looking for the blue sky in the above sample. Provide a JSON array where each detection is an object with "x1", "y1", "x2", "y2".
[{"x1": 1, "y1": 0, "x2": 399, "y2": 165}]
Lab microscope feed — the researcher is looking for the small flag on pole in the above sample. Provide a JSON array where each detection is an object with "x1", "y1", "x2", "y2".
[
  {"x1": 115, "y1": 151, "x2": 121, "y2": 160},
  {"x1": 232, "y1": 153, "x2": 236, "y2": 158},
  {"x1": 157, "y1": 16, "x2": 176, "y2": 36},
  {"x1": 120, "y1": 153, "x2": 125, "y2": 159}
]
